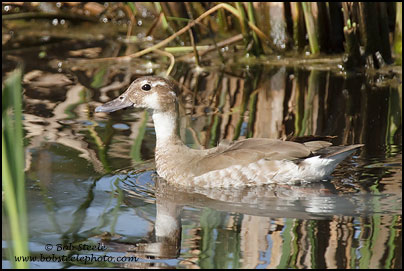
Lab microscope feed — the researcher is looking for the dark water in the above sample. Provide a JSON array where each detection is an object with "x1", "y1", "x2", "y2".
[{"x1": 2, "y1": 20, "x2": 402, "y2": 269}]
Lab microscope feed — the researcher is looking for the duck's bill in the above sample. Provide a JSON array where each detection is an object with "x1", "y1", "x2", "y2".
[{"x1": 95, "y1": 95, "x2": 134, "y2": 113}]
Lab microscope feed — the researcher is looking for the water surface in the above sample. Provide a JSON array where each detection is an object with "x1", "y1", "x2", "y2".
[{"x1": 2, "y1": 19, "x2": 402, "y2": 269}]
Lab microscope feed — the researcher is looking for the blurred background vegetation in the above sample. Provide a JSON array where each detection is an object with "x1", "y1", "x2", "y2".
[{"x1": 2, "y1": 2, "x2": 402, "y2": 70}]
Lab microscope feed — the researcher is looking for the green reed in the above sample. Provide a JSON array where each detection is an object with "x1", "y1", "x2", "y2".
[
  {"x1": 291, "y1": 3, "x2": 306, "y2": 51},
  {"x1": 246, "y1": 2, "x2": 263, "y2": 55},
  {"x1": 2, "y1": 69, "x2": 29, "y2": 268},
  {"x1": 301, "y1": 2, "x2": 320, "y2": 55},
  {"x1": 394, "y1": 2, "x2": 402, "y2": 65}
]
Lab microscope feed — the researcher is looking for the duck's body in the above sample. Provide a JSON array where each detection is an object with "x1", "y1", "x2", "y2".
[{"x1": 95, "y1": 76, "x2": 363, "y2": 187}]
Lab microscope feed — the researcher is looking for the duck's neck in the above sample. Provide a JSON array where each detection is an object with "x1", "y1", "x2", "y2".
[
  {"x1": 152, "y1": 110, "x2": 183, "y2": 147},
  {"x1": 152, "y1": 109, "x2": 205, "y2": 182}
]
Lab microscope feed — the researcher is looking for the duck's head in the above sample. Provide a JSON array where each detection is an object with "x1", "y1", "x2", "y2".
[{"x1": 95, "y1": 76, "x2": 177, "y2": 113}]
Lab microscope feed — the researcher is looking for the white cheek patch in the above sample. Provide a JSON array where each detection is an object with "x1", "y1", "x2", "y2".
[{"x1": 143, "y1": 92, "x2": 161, "y2": 109}]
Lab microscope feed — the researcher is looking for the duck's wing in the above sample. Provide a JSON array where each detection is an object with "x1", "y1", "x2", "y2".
[
  {"x1": 223, "y1": 138, "x2": 333, "y2": 154},
  {"x1": 193, "y1": 138, "x2": 328, "y2": 176},
  {"x1": 287, "y1": 135, "x2": 336, "y2": 143}
]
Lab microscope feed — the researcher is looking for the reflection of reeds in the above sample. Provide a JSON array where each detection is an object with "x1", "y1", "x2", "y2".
[
  {"x1": 2, "y1": 69, "x2": 29, "y2": 268},
  {"x1": 301, "y1": 70, "x2": 321, "y2": 135},
  {"x1": 173, "y1": 63, "x2": 401, "y2": 152},
  {"x1": 198, "y1": 208, "x2": 241, "y2": 268},
  {"x1": 131, "y1": 111, "x2": 149, "y2": 162},
  {"x1": 385, "y1": 87, "x2": 402, "y2": 146}
]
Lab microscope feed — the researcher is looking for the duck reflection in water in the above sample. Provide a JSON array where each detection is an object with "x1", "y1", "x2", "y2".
[{"x1": 103, "y1": 175, "x2": 376, "y2": 266}]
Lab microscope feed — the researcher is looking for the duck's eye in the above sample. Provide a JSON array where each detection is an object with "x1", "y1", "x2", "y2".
[{"x1": 142, "y1": 84, "x2": 151, "y2": 91}]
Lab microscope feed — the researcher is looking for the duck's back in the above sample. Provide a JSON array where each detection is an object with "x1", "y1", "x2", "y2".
[{"x1": 192, "y1": 138, "x2": 331, "y2": 176}]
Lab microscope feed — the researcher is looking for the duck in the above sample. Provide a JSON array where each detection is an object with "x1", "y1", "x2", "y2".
[{"x1": 95, "y1": 76, "x2": 363, "y2": 188}]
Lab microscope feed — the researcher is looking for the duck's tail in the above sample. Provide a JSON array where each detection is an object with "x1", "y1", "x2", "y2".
[
  {"x1": 320, "y1": 144, "x2": 364, "y2": 165},
  {"x1": 298, "y1": 144, "x2": 363, "y2": 182}
]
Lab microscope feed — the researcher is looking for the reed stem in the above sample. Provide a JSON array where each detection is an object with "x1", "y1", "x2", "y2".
[
  {"x1": 394, "y1": 2, "x2": 402, "y2": 65},
  {"x1": 377, "y1": 2, "x2": 393, "y2": 64},
  {"x1": 342, "y1": 3, "x2": 363, "y2": 69},
  {"x1": 188, "y1": 29, "x2": 200, "y2": 66},
  {"x1": 301, "y1": 2, "x2": 320, "y2": 55},
  {"x1": 2, "y1": 69, "x2": 29, "y2": 269},
  {"x1": 291, "y1": 2, "x2": 306, "y2": 51},
  {"x1": 246, "y1": 2, "x2": 263, "y2": 55}
]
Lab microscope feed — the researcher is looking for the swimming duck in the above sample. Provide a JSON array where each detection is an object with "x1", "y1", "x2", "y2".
[{"x1": 95, "y1": 76, "x2": 363, "y2": 187}]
